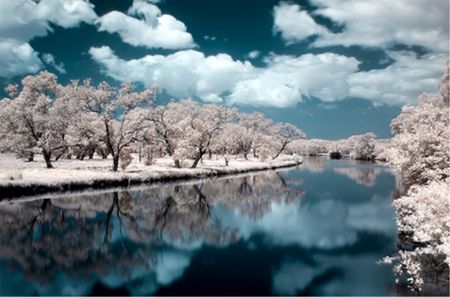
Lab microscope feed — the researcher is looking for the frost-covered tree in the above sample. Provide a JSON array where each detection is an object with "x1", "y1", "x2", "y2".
[
  {"x1": 73, "y1": 80, "x2": 156, "y2": 171},
  {"x1": 210, "y1": 123, "x2": 245, "y2": 166},
  {"x1": 0, "y1": 71, "x2": 73, "y2": 168},
  {"x1": 384, "y1": 61, "x2": 450, "y2": 293},
  {"x1": 239, "y1": 112, "x2": 274, "y2": 158},
  {"x1": 173, "y1": 100, "x2": 237, "y2": 168},
  {"x1": 347, "y1": 132, "x2": 376, "y2": 161},
  {"x1": 271, "y1": 123, "x2": 305, "y2": 159},
  {"x1": 145, "y1": 101, "x2": 188, "y2": 168}
]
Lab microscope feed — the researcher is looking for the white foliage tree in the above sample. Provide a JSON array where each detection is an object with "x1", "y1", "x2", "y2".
[
  {"x1": 385, "y1": 61, "x2": 450, "y2": 293},
  {"x1": 72, "y1": 79, "x2": 156, "y2": 171},
  {"x1": 0, "y1": 71, "x2": 72, "y2": 168}
]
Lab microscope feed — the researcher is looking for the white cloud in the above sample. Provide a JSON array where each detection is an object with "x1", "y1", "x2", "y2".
[
  {"x1": 348, "y1": 51, "x2": 446, "y2": 105},
  {"x1": 42, "y1": 53, "x2": 66, "y2": 74},
  {"x1": 273, "y1": 2, "x2": 328, "y2": 43},
  {"x1": 0, "y1": 0, "x2": 96, "y2": 78},
  {"x1": 96, "y1": 0, "x2": 195, "y2": 49},
  {"x1": 274, "y1": 0, "x2": 449, "y2": 54},
  {"x1": 0, "y1": 0, "x2": 96, "y2": 42},
  {"x1": 89, "y1": 46, "x2": 363, "y2": 107},
  {"x1": 247, "y1": 50, "x2": 260, "y2": 59},
  {"x1": 229, "y1": 53, "x2": 360, "y2": 107},
  {"x1": 89, "y1": 46, "x2": 254, "y2": 102},
  {"x1": 271, "y1": 1, "x2": 448, "y2": 106},
  {"x1": 204, "y1": 35, "x2": 217, "y2": 41},
  {"x1": 312, "y1": 0, "x2": 449, "y2": 53},
  {"x1": 89, "y1": 43, "x2": 445, "y2": 107},
  {"x1": 0, "y1": 39, "x2": 42, "y2": 78}
]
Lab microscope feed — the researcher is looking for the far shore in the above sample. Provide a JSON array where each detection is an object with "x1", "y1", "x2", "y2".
[{"x1": 0, "y1": 153, "x2": 302, "y2": 200}]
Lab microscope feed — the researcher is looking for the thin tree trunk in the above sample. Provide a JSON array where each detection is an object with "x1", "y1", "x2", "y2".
[
  {"x1": 42, "y1": 149, "x2": 53, "y2": 169},
  {"x1": 174, "y1": 159, "x2": 181, "y2": 168},
  {"x1": 191, "y1": 157, "x2": 201, "y2": 168},
  {"x1": 272, "y1": 142, "x2": 288, "y2": 160},
  {"x1": 112, "y1": 155, "x2": 119, "y2": 172}
]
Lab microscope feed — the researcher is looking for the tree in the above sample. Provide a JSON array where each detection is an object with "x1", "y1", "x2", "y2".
[
  {"x1": 0, "y1": 71, "x2": 73, "y2": 168},
  {"x1": 73, "y1": 80, "x2": 156, "y2": 171},
  {"x1": 239, "y1": 112, "x2": 273, "y2": 158},
  {"x1": 210, "y1": 123, "x2": 244, "y2": 166},
  {"x1": 347, "y1": 132, "x2": 376, "y2": 161},
  {"x1": 145, "y1": 101, "x2": 187, "y2": 168},
  {"x1": 271, "y1": 123, "x2": 305, "y2": 159},
  {"x1": 384, "y1": 61, "x2": 450, "y2": 293},
  {"x1": 173, "y1": 100, "x2": 237, "y2": 168}
]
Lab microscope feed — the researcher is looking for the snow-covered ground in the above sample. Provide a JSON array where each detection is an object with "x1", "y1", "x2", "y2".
[{"x1": 0, "y1": 153, "x2": 302, "y2": 198}]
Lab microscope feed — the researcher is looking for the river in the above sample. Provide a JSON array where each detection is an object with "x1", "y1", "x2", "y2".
[{"x1": 0, "y1": 157, "x2": 398, "y2": 295}]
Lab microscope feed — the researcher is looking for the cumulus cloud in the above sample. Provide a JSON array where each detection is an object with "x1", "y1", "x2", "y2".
[
  {"x1": 0, "y1": 39, "x2": 42, "y2": 78},
  {"x1": 42, "y1": 53, "x2": 66, "y2": 74},
  {"x1": 89, "y1": 46, "x2": 254, "y2": 102},
  {"x1": 348, "y1": 51, "x2": 446, "y2": 105},
  {"x1": 96, "y1": 0, "x2": 195, "y2": 49},
  {"x1": 0, "y1": 0, "x2": 96, "y2": 78},
  {"x1": 273, "y1": 2, "x2": 328, "y2": 43},
  {"x1": 247, "y1": 50, "x2": 261, "y2": 59},
  {"x1": 229, "y1": 53, "x2": 360, "y2": 107},
  {"x1": 274, "y1": 0, "x2": 449, "y2": 54},
  {"x1": 271, "y1": 1, "x2": 448, "y2": 106},
  {"x1": 311, "y1": 0, "x2": 449, "y2": 54},
  {"x1": 89, "y1": 46, "x2": 363, "y2": 107}
]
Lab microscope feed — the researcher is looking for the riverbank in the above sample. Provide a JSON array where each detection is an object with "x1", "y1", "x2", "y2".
[{"x1": 0, "y1": 153, "x2": 302, "y2": 200}]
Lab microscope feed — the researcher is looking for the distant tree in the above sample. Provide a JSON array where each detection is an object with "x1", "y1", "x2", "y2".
[
  {"x1": 347, "y1": 132, "x2": 377, "y2": 161},
  {"x1": 271, "y1": 123, "x2": 305, "y2": 159},
  {"x1": 239, "y1": 112, "x2": 273, "y2": 158}
]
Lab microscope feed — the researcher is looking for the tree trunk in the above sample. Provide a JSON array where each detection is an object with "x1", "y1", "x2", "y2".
[
  {"x1": 191, "y1": 157, "x2": 201, "y2": 168},
  {"x1": 243, "y1": 153, "x2": 248, "y2": 160},
  {"x1": 112, "y1": 155, "x2": 119, "y2": 172},
  {"x1": 272, "y1": 142, "x2": 288, "y2": 160},
  {"x1": 174, "y1": 159, "x2": 181, "y2": 168},
  {"x1": 54, "y1": 150, "x2": 66, "y2": 161},
  {"x1": 42, "y1": 150, "x2": 53, "y2": 169},
  {"x1": 88, "y1": 149, "x2": 95, "y2": 159}
]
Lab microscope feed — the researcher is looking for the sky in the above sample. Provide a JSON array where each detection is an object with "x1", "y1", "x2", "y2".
[{"x1": 0, "y1": 0, "x2": 448, "y2": 139}]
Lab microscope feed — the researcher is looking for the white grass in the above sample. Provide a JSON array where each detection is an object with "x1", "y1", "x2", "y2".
[{"x1": 0, "y1": 153, "x2": 302, "y2": 189}]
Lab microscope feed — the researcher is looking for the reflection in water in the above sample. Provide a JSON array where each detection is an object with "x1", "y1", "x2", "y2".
[
  {"x1": 300, "y1": 156, "x2": 327, "y2": 172},
  {"x1": 334, "y1": 166, "x2": 383, "y2": 187},
  {"x1": 0, "y1": 159, "x2": 398, "y2": 296}
]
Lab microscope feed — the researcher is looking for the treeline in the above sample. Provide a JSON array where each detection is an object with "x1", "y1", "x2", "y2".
[
  {"x1": 0, "y1": 71, "x2": 305, "y2": 171},
  {"x1": 383, "y1": 61, "x2": 449, "y2": 293},
  {"x1": 288, "y1": 132, "x2": 385, "y2": 161}
]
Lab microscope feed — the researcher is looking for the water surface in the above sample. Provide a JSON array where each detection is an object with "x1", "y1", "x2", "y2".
[{"x1": 0, "y1": 157, "x2": 398, "y2": 295}]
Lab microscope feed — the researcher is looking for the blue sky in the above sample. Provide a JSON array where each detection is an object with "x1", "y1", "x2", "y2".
[{"x1": 0, "y1": 0, "x2": 448, "y2": 139}]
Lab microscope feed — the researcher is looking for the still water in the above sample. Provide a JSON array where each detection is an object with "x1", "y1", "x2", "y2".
[{"x1": 0, "y1": 157, "x2": 398, "y2": 296}]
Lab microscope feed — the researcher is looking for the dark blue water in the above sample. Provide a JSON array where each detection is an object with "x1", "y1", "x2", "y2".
[{"x1": 0, "y1": 157, "x2": 398, "y2": 296}]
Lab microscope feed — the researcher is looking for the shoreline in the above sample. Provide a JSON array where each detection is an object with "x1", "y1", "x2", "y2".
[{"x1": 0, "y1": 157, "x2": 301, "y2": 200}]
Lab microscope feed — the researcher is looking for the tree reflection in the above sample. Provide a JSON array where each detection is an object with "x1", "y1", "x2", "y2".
[
  {"x1": 300, "y1": 157, "x2": 327, "y2": 173},
  {"x1": 0, "y1": 170, "x2": 304, "y2": 294},
  {"x1": 334, "y1": 166, "x2": 383, "y2": 187}
]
